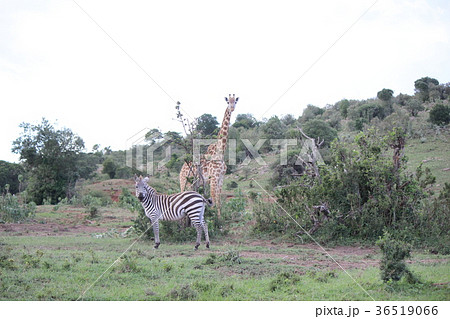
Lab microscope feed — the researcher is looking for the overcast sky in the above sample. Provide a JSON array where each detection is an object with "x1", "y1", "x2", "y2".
[{"x1": 1, "y1": 0, "x2": 449, "y2": 163}]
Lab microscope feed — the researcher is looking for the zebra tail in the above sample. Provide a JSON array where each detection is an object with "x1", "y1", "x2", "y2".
[{"x1": 203, "y1": 197, "x2": 213, "y2": 207}]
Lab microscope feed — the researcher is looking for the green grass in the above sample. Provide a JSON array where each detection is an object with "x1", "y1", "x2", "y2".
[
  {"x1": 405, "y1": 133, "x2": 450, "y2": 193},
  {"x1": 0, "y1": 236, "x2": 448, "y2": 301}
]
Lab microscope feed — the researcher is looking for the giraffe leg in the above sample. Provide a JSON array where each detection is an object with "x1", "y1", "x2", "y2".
[
  {"x1": 179, "y1": 163, "x2": 189, "y2": 192},
  {"x1": 209, "y1": 178, "x2": 221, "y2": 219},
  {"x1": 214, "y1": 164, "x2": 226, "y2": 220}
]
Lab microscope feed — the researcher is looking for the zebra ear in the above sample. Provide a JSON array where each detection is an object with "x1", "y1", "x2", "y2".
[
  {"x1": 143, "y1": 176, "x2": 150, "y2": 183},
  {"x1": 134, "y1": 174, "x2": 139, "y2": 182}
]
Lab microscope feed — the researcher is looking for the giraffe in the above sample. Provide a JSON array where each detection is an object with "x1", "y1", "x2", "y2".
[{"x1": 179, "y1": 94, "x2": 239, "y2": 219}]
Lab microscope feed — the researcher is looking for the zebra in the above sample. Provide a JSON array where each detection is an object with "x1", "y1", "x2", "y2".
[{"x1": 134, "y1": 175, "x2": 211, "y2": 250}]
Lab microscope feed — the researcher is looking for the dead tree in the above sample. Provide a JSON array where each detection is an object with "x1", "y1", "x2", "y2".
[
  {"x1": 174, "y1": 102, "x2": 207, "y2": 193},
  {"x1": 296, "y1": 203, "x2": 331, "y2": 237},
  {"x1": 296, "y1": 126, "x2": 324, "y2": 183}
]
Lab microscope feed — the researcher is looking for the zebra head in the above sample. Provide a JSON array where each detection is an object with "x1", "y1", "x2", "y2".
[
  {"x1": 225, "y1": 94, "x2": 239, "y2": 112},
  {"x1": 134, "y1": 175, "x2": 150, "y2": 202}
]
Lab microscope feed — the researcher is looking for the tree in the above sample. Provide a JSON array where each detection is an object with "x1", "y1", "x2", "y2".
[
  {"x1": 281, "y1": 114, "x2": 296, "y2": 126},
  {"x1": 405, "y1": 98, "x2": 424, "y2": 117},
  {"x1": 12, "y1": 118, "x2": 93, "y2": 204},
  {"x1": 300, "y1": 104, "x2": 324, "y2": 123},
  {"x1": 102, "y1": 157, "x2": 117, "y2": 179},
  {"x1": 261, "y1": 116, "x2": 286, "y2": 140},
  {"x1": 414, "y1": 77, "x2": 439, "y2": 102},
  {"x1": 358, "y1": 102, "x2": 386, "y2": 121},
  {"x1": 429, "y1": 104, "x2": 450, "y2": 126},
  {"x1": 232, "y1": 113, "x2": 258, "y2": 129},
  {"x1": 302, "y1": 119, "x2": 338, "y2": 147},
  {"x1": 339, "y1": 99, "x2": 350, "y2": 119},
  {"x1": 396, "y1": 93, "x2": 411, "y2": 106},
  {"x1": 145, "y1": 128, "x2": 163, "y2": 145},
  {"x1": 377, "y1": 88, "x2": 394, "y2": 102},
  {"x1": 196, "y1": 113, "x2": 219, "y2": 136},
  {"x1": 0, "y1": 161, "x2": 25, "y2": 194}
]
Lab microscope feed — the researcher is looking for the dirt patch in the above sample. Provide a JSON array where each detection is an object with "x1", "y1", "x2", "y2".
[
  {"x1": 84, "y1": 179, "x2": 135, "y2": 202},
  {"x1": 192, "y1": 240, "x2": 448, "y2": 274},
  {"x1": 0, "y1": 222, "x2": 107, "y2": 237}
]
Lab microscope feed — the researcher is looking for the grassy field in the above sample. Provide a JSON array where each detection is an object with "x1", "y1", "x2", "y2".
[
  {"x1": 405, "y1": 134, "x2": 450, "y2": 193},
  {"x1": 1, "y1": 130, "x2": 449, "y2": 301},
  {"x1": 1, "y1": 203, "x2": 449, "y2": 301}
]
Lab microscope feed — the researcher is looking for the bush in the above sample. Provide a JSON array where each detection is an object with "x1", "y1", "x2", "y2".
[
  {"x1": 118, "y1": 187, "x2": 140, "y2": 209},
  {"x1": 86, "y1": 206, "x2": 99, "y2": 219},
  {"x1": 0, "y1": 193, "x2": 36, "y2": 223},
  {"x1": 0, "y1": 247, "x2": 16, "y2": 270},
  {"x1": 376, "y1": 231, "x2": 417, "y2": 283},
  {"x1": 80, "y1": 190, "x2": 111, "y2": 207},
  {"x1": 269, "y1": 272, "x2": 301, "y2": 292},
  {"x1": 225, "y1": 181, "x2": 238, "y2": 190},
  {"x1": 302, "y1": 119, "x2": 338, "y2": 147},
  {"x1": 221, "y1": 189, "x2": 247, "y2": 221},
  {"x1": 253, "y1": 128, "x2": 442, "y2": 244},
  {"x1": 115, "y1": 253, "x2": 141, "y2": 273},
  {"x1": 253, "y1": 201, "x2": 291, "y2": 235},
  {"x1": 269, "y1": 149, "x2": 304, "y2": 187},
  {"x1": 429, "y1": 104, "x2": 450, "y2": 126}
]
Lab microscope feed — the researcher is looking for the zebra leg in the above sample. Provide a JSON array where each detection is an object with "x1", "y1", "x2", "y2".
[
  {"x1": 152, "y1": 219, "x2": 161, "y2": 249},
  {"x1": 202, "y1": 221, "x2": 210, "y2": 249},
  {"x1": 194, "y1": 223, "x2": 203, "y2": 250}
]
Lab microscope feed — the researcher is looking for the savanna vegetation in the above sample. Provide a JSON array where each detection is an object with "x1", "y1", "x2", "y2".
[{"x1": 1, "y1": 76, "x2": 449, "y2": 300}]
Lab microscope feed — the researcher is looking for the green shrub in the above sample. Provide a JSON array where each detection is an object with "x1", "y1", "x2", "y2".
[
  {"x1": 115, "y1": 253, "x2": 140, "y2": 273},
  {"x1": 254, "y1": 128, "x2": 440, "y2": 243},
  {"x1": 22, "y1": 250, "x2": 44, "y2": 269},
  {"x1": 218, "y1": 249, "x2": 242, "y2": 264},
  {"x1": 269, "y1": 272, "x2": 301, "y2": 292},
  {"x1": 302, "y1": 119, "x2": 338, "y2": 147},
  {"x1": 86, "y1": 206, "x2": 99, "y2": 219},
  {"x1": 253, "y1": 201, "x2": 291, "y2": 235},
  {"x1": 0, "y1": 247, "x2": 16, "y2": 270},
  {"x1": 204, "y1": 253, "x2": 217, "y2": 265},
  {"x1": 248, "y1": 191, "x2": 259, "y2": 201},
  {"x1": 221, "y1": 189, "x2": 247, "y2": 221},
  {"x1": 0, "y1": 193, "x2": 36, "y2": 223},
  {"x1": 118, "y1": 187, "x2": 140, "y2": 209},
  {"x1": 376, "y1": 231, "x2": 417, "y2": 283},
  {"x1": 429, "y1": 104, "x2": 450, "y2": 126},
  {"x1": 81, "y1": 190, "x2": 111, "y2": 207},
  {"x1": 225, "y1": 181, "x2": 238, "y2": 190}
]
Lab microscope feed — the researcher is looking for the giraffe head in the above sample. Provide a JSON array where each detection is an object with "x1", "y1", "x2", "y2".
[{"x1": 225, "y1": 94, "x2": 239, "y2": 112}]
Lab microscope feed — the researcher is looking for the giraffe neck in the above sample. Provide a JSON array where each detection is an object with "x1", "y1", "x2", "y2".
[{"x1": 206, "y1": 107, "x2": 232, "y2": 160}]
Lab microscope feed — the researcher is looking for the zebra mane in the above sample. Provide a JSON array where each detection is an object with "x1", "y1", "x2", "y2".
[{"x1": 142, "y1": 181, "x2": 156, "y2": 195}]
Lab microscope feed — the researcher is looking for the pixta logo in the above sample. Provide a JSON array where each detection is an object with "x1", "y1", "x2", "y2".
[
  {"x1": 126, "y1": 130, "x2": 324, "y2": 175},
  {"x1": 125, "y1": 129, "x2": 172, "y2": 175}
]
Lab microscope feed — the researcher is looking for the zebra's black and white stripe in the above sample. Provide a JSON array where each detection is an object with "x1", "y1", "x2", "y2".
[{"x1": 135, "y1": 175, "x2": 211, "y2": 250}]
